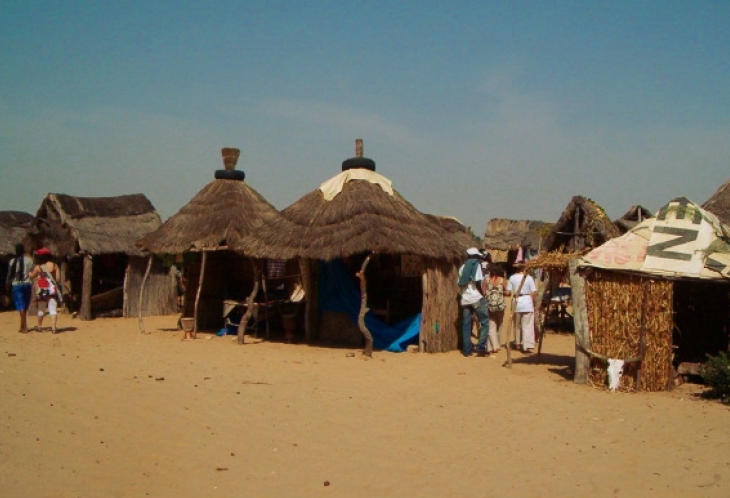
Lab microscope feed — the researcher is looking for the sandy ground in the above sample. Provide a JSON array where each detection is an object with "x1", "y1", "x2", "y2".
[{"x1": 0, "y1": 311, "x2": 728, "y2": 498}]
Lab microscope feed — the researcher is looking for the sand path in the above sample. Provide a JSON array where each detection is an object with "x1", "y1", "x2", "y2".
[{"x1": 0, "y1": 312, "x2": 728, "y2": 497}]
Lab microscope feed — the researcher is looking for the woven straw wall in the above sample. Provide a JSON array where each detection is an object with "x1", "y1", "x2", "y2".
[{"x1": 585, "y1": 269, "x2": 674, "y2": 391}]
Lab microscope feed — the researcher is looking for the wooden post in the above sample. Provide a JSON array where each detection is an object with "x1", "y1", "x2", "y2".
[
  {"x1": 137, "y1": 255, "x2": 153, "y2": 334},
  {"x1": 355, "y1": 138, "x2": 363, "y2": 158},
  {"x1": 80, "y1": 254, "x2": 93, "y2": 321},
  {"x1": 237, "y1": 260, "x2": 262, "y2": 345},
  {"x1": 356, "y1": 253, "x2": 374, "y2": 357},
  {"x1": 420, "y1": 270, "x2": 427, "y2": 353},
  {"x1": 299, "y1": 259, "x2": 312, "y2": 342},
  {"x1": 569, "y1": 259, "x2": 590, "y2": 384},
  {"x1": 193, "y1": 251, "x2": 207, "y2": 337}
]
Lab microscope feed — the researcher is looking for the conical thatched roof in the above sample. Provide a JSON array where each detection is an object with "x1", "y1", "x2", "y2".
[
  {"x1": 137, "y1": 149, "x2": 302, "y2": 259},
  {"x1": 27, "y1": 194, "x2": 161, "y2": 257},
  {"x1": 482, "y1": 218, "x2": 553, "y2": 251},
  {"x1": 0, "y1": 211, "x2": 33, "y2": 256},
  {"x1": 542, "y1": 196, "x2": 620, "y2": 253},
  {"x1": 278, "y1": 179, "x2": 463, "y2": 260},
  {"x1": 614, "y1": 205, "x2": 653, "y2": 234},
  {"x1": 702, "y1": 178, "x2": 730, "y2": 226},
  {"x1": 266, "y1": 146, "x2": 463, "y2": 261}
]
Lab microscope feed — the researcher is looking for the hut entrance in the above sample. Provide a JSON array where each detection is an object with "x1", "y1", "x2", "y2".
[
  {"x1": 317, "y1": 253, "x2": 423, "y2": 350},
  {"x1": 183, "y1": 251, "x2": 303, "y2": 339},
  {"x1": 65, "y1": 253, "x2": 129, "y2": 316},
  {"x1": 673, "y1": 280, "x2": 730, "y2": 366}
]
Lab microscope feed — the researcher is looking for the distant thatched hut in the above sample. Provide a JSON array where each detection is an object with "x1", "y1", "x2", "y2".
[
  {"x1": 614, "y1": 205, "x2": 653, "y2": 234},
  {"x1": 136, "y1": 148, "x2": 302, "y2": 338},
  {"x1": 26, "y1": 194, "x2": 175, "y2": 320},
  {"x1": 266, "y1": 140, "x2": 464, "y2": 354},
  {"x1": 702, "y1": 178, "x2": 730, "y2": 226},
  {"x1": 0, "y1": 211, "x2": 34, "y2": 307},
  {"x1": 542, "y1": 196, "x2": 620, "y2": 254},
  {"x1": 482, "y1": 218, "x2": 552, "y2": 264}
]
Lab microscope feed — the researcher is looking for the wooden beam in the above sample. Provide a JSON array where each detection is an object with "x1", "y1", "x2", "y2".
[
  {"x1": 137, "y1": 255, "x2": 153, "y2": 334},
  {"x1": 193, "y1": 251, "x2": 207, "y2": 337},
  {"x1": 80, "y1": 254, "x2": 93, "y2": 321},
  {"x1": 569, "y1": 259, "x2": 590, "y2": 383}
]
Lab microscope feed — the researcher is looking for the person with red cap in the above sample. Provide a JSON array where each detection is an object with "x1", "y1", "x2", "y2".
[{"x1": 28, "y1": 248, "x2": 62, "y2": 333}]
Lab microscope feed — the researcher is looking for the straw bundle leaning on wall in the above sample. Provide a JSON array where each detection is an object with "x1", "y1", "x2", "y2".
[{"x1": 585, "y1": 269, "x2": 674, "y2": 391}]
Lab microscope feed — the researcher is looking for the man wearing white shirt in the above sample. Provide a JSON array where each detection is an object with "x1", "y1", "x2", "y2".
[
  {"x1": 506, "y1": 264, "x2": 537, "y2": 353},
  {"x1": 458, "y1": 248, "x2": 490, "y2": 357}
]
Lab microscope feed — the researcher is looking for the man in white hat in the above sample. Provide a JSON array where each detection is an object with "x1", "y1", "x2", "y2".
[{"x1": 457, "y1": 247, "x2": 490, "y2": 357}]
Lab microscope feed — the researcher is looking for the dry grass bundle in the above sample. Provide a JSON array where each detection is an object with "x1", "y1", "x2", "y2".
[
  {"x1": 524, "y1": 251, "x2": 583, "y2": 271},
  {"x1": 585, "y1": 269, "x2": 673, "y2": 391}
]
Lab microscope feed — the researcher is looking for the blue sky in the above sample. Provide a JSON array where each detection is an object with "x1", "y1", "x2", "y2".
[{"x1": 2, "y1": 1, "x2": 729, "y2": 234}]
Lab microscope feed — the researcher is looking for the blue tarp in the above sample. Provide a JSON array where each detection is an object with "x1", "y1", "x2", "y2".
[{"x1": 318, "y1": 259, "x2": 420, "y2": 352}]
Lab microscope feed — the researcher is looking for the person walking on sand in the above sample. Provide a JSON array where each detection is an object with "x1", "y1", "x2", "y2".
[
  {"x1": 506, "y1": 263, "x2": 537, "y2": 353},
  {"x1": 6, "y1": 243, "x2": 34, "y2": 333},
  {"x1": 484, "y1": 265, "x2": 508, "y2": 355},
  {"x1": 28, "y1": 247, "x2": 62, "y2": 334},
  {"x1": 458, "y1": 247, "x2": 489, "y2": 357}
]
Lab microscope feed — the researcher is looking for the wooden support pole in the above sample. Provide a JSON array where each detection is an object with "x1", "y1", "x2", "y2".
[
  {"x1": 356, "y1": 253, "x2": 374, "y2": 357},
  {"x1": 237, "y1": 260, "x2": 262, "y2": 345},
  {"x1": 420, "y1": 270, "x2": 427, "y2": 353},
  {"x1": 192, "y1": 251, "x2": 207, "y2": 338},
  {"x1": 80, "y1": 254, "x2": 93, "y2": 321},
  {"x1": 299, "y1": 258, "x2": 312, "y2": 342},
  {"x1": 569, "y1": 259, "x2": 590, "y2": 384},
  {"x1": 137, "y1": 255, "x2": 153, "y2": 334}
]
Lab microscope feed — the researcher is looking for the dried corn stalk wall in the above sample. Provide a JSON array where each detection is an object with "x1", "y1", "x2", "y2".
[
  {"x1": 420, "y1": 259, "x2": 459, "y2": 353},
  {"x1": 585, "y1": 270, "x2": 674, "y2": 391}
]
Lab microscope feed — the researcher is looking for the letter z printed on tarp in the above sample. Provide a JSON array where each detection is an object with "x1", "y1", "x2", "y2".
[{"x1": 646, "y1": 226, "x2": 698, "y2": 261}]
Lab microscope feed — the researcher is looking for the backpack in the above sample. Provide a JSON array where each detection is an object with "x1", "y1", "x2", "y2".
[
  {"x1": 486, "y1": 280, "x2": 506, "y2": 312},
  {"x1": 36, "y1": 266, "x2": 58, "y2": 301}
]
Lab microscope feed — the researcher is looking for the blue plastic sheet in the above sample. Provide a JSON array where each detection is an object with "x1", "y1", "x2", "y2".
[{"x1": 318, "y1": 259, "x2": 420, "y2": 352}]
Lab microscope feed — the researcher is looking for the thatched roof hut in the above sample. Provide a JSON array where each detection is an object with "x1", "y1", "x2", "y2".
[
  {"x1": 137, "y1": 148, "x2": 305, "y2": 336},
  {"x1": 578, "y1": 197, "x2": 730, "y2": 392},
  {"x1": 272, "y1": 140, "x2": 464, "y2": 354},
  {"x1": 702, "y1": 178, "x2": 730, "y2": 226},
  {"x1": 542, "y1": 196, "x2": 620, "y2": 254},
  {"x1": 614, "y1": 205, "x2": 653, "y2": 234},
  {"x1": 0, "y1": 211, "x2": 33, "y2": 256},
  {"x1": 136, "y1": 152, "x2": 301, "y2": 259},
  {"x1": 26, "y1": 193, "x2": 174, "y2": 320},
  {"x1": 482, "y1": 218, "x2": 553, "y2": 264}
]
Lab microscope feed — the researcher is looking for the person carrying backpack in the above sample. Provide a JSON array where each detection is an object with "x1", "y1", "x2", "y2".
[
  {"x1": 29, "y1": 247, "x2": 62, "y2": 334},
  {"x1": 458, "y1": 247, "x2": 490, "y2": 357}
]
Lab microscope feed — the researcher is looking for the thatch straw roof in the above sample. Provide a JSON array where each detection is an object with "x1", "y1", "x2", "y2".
[
  {"x1": 482, "y1": 218, "x2": 553, "y2": 251},
  {"x1": 614, "y1": 205, "x2": 653, "y2": 234},
  {"x1": 424, "y1": 214, "x2": 478, "y2": 250},
  {"x1": 137, "y1": 151, "x2": 303, "y2": 259},
  {"x1": 27, "y1": 194, "x2": 161, "y2": 257},
  {"x1": 702, "y1": 178, "x2": 730, "y2": 227},
  {"x1": 542, "y1": 196, "x2": 620, "y2": 253},
  {"x1": 269, "y1": 157, "x2": 464, "y2": 260},
  {"x1": 0, "y1": 211, "x2": 33, "y2": 256}
]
